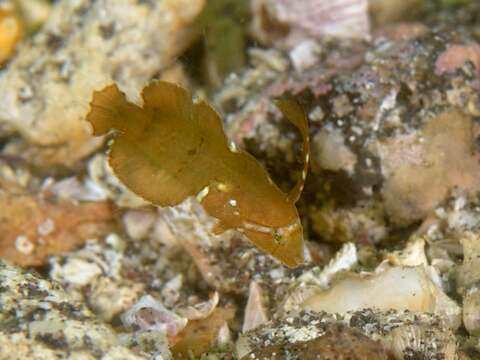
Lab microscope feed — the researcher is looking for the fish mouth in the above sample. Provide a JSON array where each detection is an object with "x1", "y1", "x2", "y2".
[{"x1": 240, "y1": 220, "x2": 304, "y2": 268}]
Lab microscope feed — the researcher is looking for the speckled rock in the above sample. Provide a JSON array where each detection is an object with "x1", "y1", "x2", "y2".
[
  {"x1": 0, "y1": 260, "x2": 146, "y2": 359},
  {"x1": 0, "y1": 0, "x2": 205, "y2": 166},
  {"x1": 215, "y1": 6, "x2": 480, "y2": 245},
  {"x1": 240, "y1": 323, "x2": 393, "y2": 360},
  {"x1": 237, "y1": 310, "x2": 457, "y2": 360}
]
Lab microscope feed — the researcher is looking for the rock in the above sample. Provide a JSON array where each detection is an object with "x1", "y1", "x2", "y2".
[
  {"x1": 0, "y1": 0, "x2": 205, "y2": 166},
  {"x1": 0, "y1": 260, "x2": 146, "y2": 359},
  {"x1": 237, "y1": 310, "x2": 456, "y2": 360},
  {"x1": 240, "y1": 324, "x2": 393, "y2": 360},
  {"x1": 215, "y1": 15, "x2": 480, "y2": 243},
  {"x1": 0, "y1": 189, "x2": 114, "y2": 266}
]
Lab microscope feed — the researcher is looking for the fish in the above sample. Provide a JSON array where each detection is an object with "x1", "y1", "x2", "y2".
[{"x1": 86, "y1": 80, "x2": 309, "y2": 267}]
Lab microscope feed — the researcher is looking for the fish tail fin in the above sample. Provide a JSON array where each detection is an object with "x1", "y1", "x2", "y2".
[{"x1": 86, "y1": 84, "x2": 148, "y2": 137}]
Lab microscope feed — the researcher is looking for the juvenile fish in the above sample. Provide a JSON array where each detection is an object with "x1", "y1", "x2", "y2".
[{"x1": 86, "y1": 81, "x2": 309, "y2": 267}]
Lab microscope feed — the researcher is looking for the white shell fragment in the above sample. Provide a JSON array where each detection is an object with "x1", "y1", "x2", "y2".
[
  {"x1": 297, "y1": 266, "x2": 461, "y2": 329},
  {"x1": 121, "y1": 294, "x2": 187, "y2": 337},
  {"x1": 50, "y1": 257, "x2": 103, "y2": 287},
  {"x1": 46, "y1": 176, "x2": 106, "y2": 202},
  {"x1": 282, "y1": 242, "x2": 358, "y2": 313},
  {"x1": 243, "y1": 281, "x2": 269, "y2": 332},
  {"x1": 123, "y1": 210, "x2": 157, "y2": 240},
  {"x1": 299, "y1": 242, "x2": 358, "y2": 288},
  {"x1": 177, "y1": 292, "x2": 220, "y2": 320},
  {"x1": 289, "y1": 40, "x2": 322, "y2": 72},
  {"x1": 312, "y1": 127, "x2": 358, "y2": 175},
  {"x1": 385, "y1": 236, "x2": 428, "y2": 267}
]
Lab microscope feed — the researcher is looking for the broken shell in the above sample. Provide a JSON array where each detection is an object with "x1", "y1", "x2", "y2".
[
  {"x1": 384, "y1": 324, "x2": 457, "y2": 360},
  {"x1": 121, "y1": 294, "x2": 187, "y2": 337},
  {"x1": 177, "y1": 292, "x2": 220, "y2": 320},
  {"x1": 243, "y1": 281, "x2": 269, "y2": 332},
  {"x1": 46, "y1": 176, "x2": 106, "y2": 202},
  {"x1": 0, "y1": 190, "x2": 114, "y2": 267},
  {"x1": 217, "y1": 321, "x2": 232, "y2": 347},
  {"x1": 311, "y1": 126, "x2": 358, "y2": 175},
  {"x1": 385, "y1": 236, "x2": 428, "y2": 267},
  {"x1": 281, "y1": 242, "x2": 358, "y2": 313},
  {"x1": 122, "y1": 209, "x2": 157, "y2": 240},
  {"x1": 297, "y1": 266, "x2": 461, "y2": 329},
  {"x1": 289, "y1": 39, "x2": 322, "y2": 72}
]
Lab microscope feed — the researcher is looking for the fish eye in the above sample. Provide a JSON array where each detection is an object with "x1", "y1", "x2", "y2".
[{"x1": 272, "y1": 229, "x2": 283, "y2": 244}]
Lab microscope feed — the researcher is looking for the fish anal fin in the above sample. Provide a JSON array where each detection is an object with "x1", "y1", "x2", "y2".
[{"x1": 211, "y1": 221, "x2": 231, "y2": 235}]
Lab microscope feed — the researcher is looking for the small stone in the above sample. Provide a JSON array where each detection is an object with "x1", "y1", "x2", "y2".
[
  {"x1": 463, "y1": 288, "x2": 480, "y2": 335},
  {"x1": 289, "y1": 40, "x2": 321, "y2": 72}
]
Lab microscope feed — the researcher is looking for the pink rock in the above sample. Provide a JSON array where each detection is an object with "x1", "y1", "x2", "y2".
[
  {"x1": 435, "y1": 43, "x2": 480, "y2": 76},
  {"x1": 274, "y1": 0, "x2": 370, "y2": 39}
]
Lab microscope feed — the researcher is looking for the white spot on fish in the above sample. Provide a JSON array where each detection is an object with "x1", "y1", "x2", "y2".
[
  {"x1": 37, "y1": 218, "x2": 55, "y2": 236},
  {"x1": 15, "y1": 235, "x2": 35, "y2": 255},
  {"x1": 217, "y1": 183, "x2": 230, "y2": 192},
  {"x1": 228, "y1": 141, "x2": 239, "y2": 153}
]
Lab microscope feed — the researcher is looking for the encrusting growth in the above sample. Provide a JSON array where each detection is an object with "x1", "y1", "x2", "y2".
[{"x1": 86, "y1": 81, "x2": 309, "y2": 267}]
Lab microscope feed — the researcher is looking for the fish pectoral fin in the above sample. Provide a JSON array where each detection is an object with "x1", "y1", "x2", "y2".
[{"x1": 211, "y1": 221, "x2": 230, "y2": 235}]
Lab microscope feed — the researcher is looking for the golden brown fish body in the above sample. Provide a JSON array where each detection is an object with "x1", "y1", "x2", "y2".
[
  {"x1": 200, "y1": 161, "x2": 304, "y2": 267},
  {"x1": 86, "y1": 81, "x2": 309, "y2": 267}
]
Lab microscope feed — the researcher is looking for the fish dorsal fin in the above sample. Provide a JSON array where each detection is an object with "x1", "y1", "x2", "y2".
[{"x1": 274, "y1": 96, "x2": 310, "y2": 203}]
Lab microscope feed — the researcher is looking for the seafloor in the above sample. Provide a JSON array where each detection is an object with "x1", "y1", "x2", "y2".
[{"x1": 1, "y1": 0, "x2": 480, "y2": 359}]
